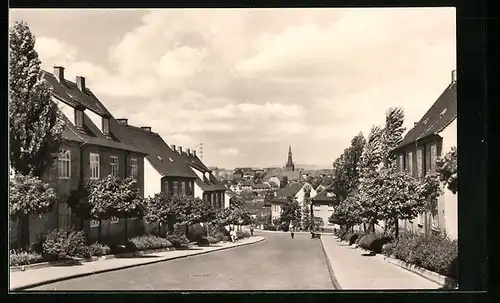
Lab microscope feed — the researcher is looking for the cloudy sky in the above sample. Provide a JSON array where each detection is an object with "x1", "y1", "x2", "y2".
[{"x1": 9, "y1": 8, "x2": 456, "y2": 169}]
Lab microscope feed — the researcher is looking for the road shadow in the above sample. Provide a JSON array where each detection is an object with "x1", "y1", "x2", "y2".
[
  {"x1": 361, "y1": 252, "x2": 377, "y2": 257},
  {"x1": 339, "y1": 243, "x2": 351, "y2": 247},
  {"x1": 50, "y1": 262, "x2": 84, "y2": 267},
  {"x1": 115, "y1": 254, "x2": 161, "y2": 259}
]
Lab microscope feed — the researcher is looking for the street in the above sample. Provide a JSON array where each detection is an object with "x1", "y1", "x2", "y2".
[{"x1": 27, "y1": 232, "x2": 335, "y2": 291}]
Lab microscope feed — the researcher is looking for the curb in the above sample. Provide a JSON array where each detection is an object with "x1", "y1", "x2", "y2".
[
  {"x1": 11, "y1": 237, "x2": 266, "y2": 291},
  {"x1": 319, "y1": 238, "x2": 342, "y2": 290}
]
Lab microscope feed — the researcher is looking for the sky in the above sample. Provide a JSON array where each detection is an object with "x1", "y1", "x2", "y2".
[{"x1": 9, "y1": 8, "x2": 456, "y2": 170}]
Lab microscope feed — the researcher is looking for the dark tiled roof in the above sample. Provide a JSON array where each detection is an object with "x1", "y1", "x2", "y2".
[
  {"x1": 272, "y1": 182, "x2": 306, "y2": 203},
  {"x1": 264, "y1": 169, "x2": 301, "y2": 181},
  {"x1": 119, "y1": 125, "x2": 197, "y2": 178},
  {"x1": 312, "y1": 184, "x2": 336, "y2": 202},
  {"x1": 43, "y1": 71, "x2": 110, "y2": 116},
  {"x1": 396, "y1": 82, "x2": 457, "y2": 150},
  {"x1": 241, "y1": 180, "x2": 255, "y2": 186},
  {"x1": 44, "y1": 71, "x2": 146, "y2": 154},
  {"x1": 252, "y1": 183, "x2": 271, "y2": 189},
  {"x1": 176, "y1": 151, "x2": 226, "y2": 191}
]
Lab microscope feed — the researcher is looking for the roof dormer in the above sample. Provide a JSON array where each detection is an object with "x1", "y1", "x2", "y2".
[
  {"x1": 102, "y1": 113, "x2": 111, "y2": 138},
  {"x1": 74, "y1": 104, "x2": 86, "y2": 130}
]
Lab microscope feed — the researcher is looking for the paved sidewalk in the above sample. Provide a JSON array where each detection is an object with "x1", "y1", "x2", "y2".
[
  {"x1": 321, "y1": 236, "x2": 440, "y2": 290},
  {"x1": 10, "y1": 236, "x2": 265, "y2": 291}
]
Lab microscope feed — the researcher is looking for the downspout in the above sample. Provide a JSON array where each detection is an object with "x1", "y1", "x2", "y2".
[{"x1": 79, "y1": 140, "x2": 87, "y2": 231}]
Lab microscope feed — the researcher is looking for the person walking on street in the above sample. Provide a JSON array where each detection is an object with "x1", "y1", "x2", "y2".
[
  {"x1": 290, "y1": 227, "x2": 295, "y2": 239},
  {"x1": 250, "y1": 226, "x2": 254, "y2": 236},
  {"x1": 230, "y1": 228, "x2": 236, "y2": 243}
]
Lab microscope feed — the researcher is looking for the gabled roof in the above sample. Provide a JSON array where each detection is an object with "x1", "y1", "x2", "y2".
[
  {"x1": 252, "y1": 183, "x2": 271, "y2": 189},
  {"x1": 43, "y1": 71, "x2": 146, "y2": 154},
  {"x1": 312, "y1": 184, "x2": 336, "y2": 203},
  {"x1": 272, "y1": 182, "x2": 307, "y2": 203},
  {"x1": 119, "y1": 125, "x2": 196, "y2": 178},
  {"x1": 264, "y1": 169, "x2": 301, "y2": 181},
  {"x1": 176, "y1": 151, "x2": 226, "y2": 191},
  {"x1": 396, "y1": 81, "x2": 457, "y2": 150}
]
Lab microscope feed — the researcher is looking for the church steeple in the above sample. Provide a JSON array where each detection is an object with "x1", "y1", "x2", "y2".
[{"x1": 285, "y1": 145, "x2": 295, "y2": 171}]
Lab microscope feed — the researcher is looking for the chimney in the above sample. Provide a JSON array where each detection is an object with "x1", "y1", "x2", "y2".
[
  {"x1": 116, "y1": 119, "x2": 128, "y2": 125},
  {"x1": 53, "y1": 66, "x2": 65, "y2": 82},
  {"x1": 451, "y1": 69, "x2": 457, "y2": 83},
  {"x1": 193, "y1": 150, "x2": 197, "y2": 157},
  {"x1": 76, "y1": 76, "x2": 86, "y2": 92},
  {"x1": 140, "y1": 126, "x2": 151, "y2": 132},
  {"x1": 171, "y1": 145, "x2": 176, "y2": 152},
  {"x1": 414, "y1": 122, "x2": 418, "y2": 127},
  {"x1": 187, "y1": 148, "x2": 191, "y2": 156},
  {"x1": 178, "y1": 146, "x2": 183, "y2": 154}
]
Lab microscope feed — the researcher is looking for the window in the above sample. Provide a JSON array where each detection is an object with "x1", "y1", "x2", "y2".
[
  {"x1": 164, "y1": 181, "x2": 169, "y2": 194},
  {"x1": 172, "y1": 181, "x2": 179, "y2": 196},
  {"x1": 90, "y1": 153, "x2": 100, "y2": 180},
  {"x1": 187, "y1": 181, "x2": 193, "y2": 195},
  {"x1": 211, "y1": 193, "x2": 216, "y2": 206},
  {"x1": 58, "y1": 149, "x2": 71, "y2": 179},
  {"x1": 102, "y1": 118, "x2": 110, "y2": 135},
  {"x1": 216, "y1": 193, "x2": 220, "y2": 209},
  {"x1": 430, "y1": 144, "x2": 438, "y2": 172},
  {"x1": 90, "y1": 220, "x2": 99, "y2": 228},
  {"x1": 407, "y1": 151, "x2": 413, "y2": 176},
  {"x1": 181, "y1": 181, "x2": 186, "y2": 196},
  {"x1": 130, "y1": 158, "x2": 138, "y2": 179},
  {"x1": 110, "y1": 156, "x2": 119, "y2": 177},
  {"x1": 110, "y1": 217, "x2": 119, "y2": 224},
  {"x1": 75, "y1": 110, "x2": 84, "y2": 128},
  {"x1": 416, "y1": 148, "x2": 423, "y2": 180},
  {"x1": 398, "y1": 154, "x2": 404, "y2": 172}
]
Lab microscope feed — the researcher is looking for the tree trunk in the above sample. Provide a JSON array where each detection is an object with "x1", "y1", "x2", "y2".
[
  {"x1": 185, "y1": 224, "x2": 189, "y2": 239},
  {"x1": 98, "y1": 220, "x2": 102, "y2": 242},
  {"x1": 394, "y1": 216, "x2": 399, "y2": 239},
  {"x1": 19, "y1": 215, "x2": 30, "y2": 250},
  {"x1": 363, "y1": 223, "x2": 367, "y2": 233},
  {"x1": 158, "y1": 222, "x2": 161, "y2": 236},
  {"x1": 371, "y1": 223, "x2": 375, "y2": 233},
  {"x1": 124, "y1": 218, "x2": 128, "y2": 241}
]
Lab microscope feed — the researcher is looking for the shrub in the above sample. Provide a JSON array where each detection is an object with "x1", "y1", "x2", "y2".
[
  {"x1": 196, "y1": 236, "x2": 210, "y2": 246},
  {"x1": 348, "y1": 233, "x2": 360, "y2": 245},
  {"x1": 381, "y1": 241, "x2": 396, "y2": 256},
  {"x1": 41, "y1": 229, "x2": 90, "y2": 260},
  {"x1": 391, "y1": 232, "x2": 457, "y2": 276},
  {"x1": 358, "y1": 233, "x2": 393, "y2": 253},
  {"x1": 88, "y1": 242, "x2": 111, "y2": 257},
  {"x1": 166, "y1": 234, "x2": 190, "y2": 247},
  {"x1": 10, "y1": 249, "x2": 44, "y2": 266},
  {"x1": 110, "y1": 241, "x2": 139, "y2": 254},
  {"x1": 263, "y1": 224, "x2": 277, "y2": 231},
  {"x1": 129, "y1": 235, "x2": 172, "y2": 251},
  {"x1": 222, "y1": 235, "x2": 229, "y2": 242},
  {"x1": 207, "y1": 236, "x2": 219, "y2": 244},
  {"x1": 236, "y1": 230, "x2": 251, "y2": 239}
]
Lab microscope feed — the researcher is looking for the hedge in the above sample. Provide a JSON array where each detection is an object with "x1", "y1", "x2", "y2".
[
  {"x1": 88, "y1": 242, "x2": 111, "y2": 256},
  {"x1": 41, "y1": 229, "x2": 90, "y2": 260},
  {"x1": 129, "y1": 235, "x2": 172, "y2": 250},
  {"x1": 358, "y1": 233, "x2": 393, "y2": 253},
  {"x1": 10, "y1": 250, "x2": 44, "y2": 266},
  {"x1": 382, "y1": 232, "x2": 458, "y2": 278}
]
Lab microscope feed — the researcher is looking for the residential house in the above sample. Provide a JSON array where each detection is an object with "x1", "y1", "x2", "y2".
[
  {"x1": 177, "y1": 146, "x2": 228, "y2": 211},
  {"x1": 240, "y1": 180, "x2": 254, "y2": 191},
  {"x1": 311, "y1": 185, "x2": 337, "y2": 231},
  {"x1": 10, "y1": 66, "x2": 149, "y2": 247},
  {"x1": 392, "y1": 70, "x2": 458, "y2": 239},
  {"x1": 251, "y1": 183, "x2": 272, "y2": 193},
  {"x1": 270, "y1": 182, "x2": 317, "y2": 224}
]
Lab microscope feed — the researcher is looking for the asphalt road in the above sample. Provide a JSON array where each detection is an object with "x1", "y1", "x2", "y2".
[{"x1": 28, "y1": 231, "x2": 335, "y2": 291}]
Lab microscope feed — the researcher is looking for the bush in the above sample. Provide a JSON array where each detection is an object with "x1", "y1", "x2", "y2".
[
  {"x1": 348, "y1": 233, "x2": 360, "y2": 245},
  {"x1": 166, "y1": 234, "x2": 190, "y2": 247},
  {"x1": 263, "y1": 224, "x2": 277, "y2": 231},
  {"x1": 236, "y1": 230, "x2": 251, "y2": 239},
  {"x1": 129, "y1": 235, "x2": 172, "y2": 251},
  {"x1": 390, "y1": 232, "x2": 457, "y2": 277},
  {"x1": 41, "y1": 229, "x2": 90, "y2": 260},
  {"x1": 222, "y1": 235, "x2": 229, "y2": 242},
  {"x1": 381, "y1": 241, "x2": 396, "y2": 256},
  {"x1": 209, "y1": 226, "x2": 229, "y2": 242},
  {"x1": 88, "y1": 242, "x2": 111, "y2": 257},
  {"x1": 110, "y1": 241, "x2": 139, "y2": 254},
  {"x1": 358, "y1": 233, "x2": 393, "y2": 253},
  {"x1": 10, "y1": 249, "x2": 44, "y2": 266}
]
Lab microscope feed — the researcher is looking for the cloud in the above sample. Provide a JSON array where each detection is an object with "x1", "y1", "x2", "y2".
[
  {"x1": 219, "y1": 148, "x2": 240, "y2": 156},
  {"x1": 24, "y1": 8, "x2": 455, "y2": 168}
]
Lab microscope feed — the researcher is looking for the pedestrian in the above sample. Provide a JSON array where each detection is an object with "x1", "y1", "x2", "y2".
[
  {"x1": 250, "y1": 226, "x2": 254, "y2": 236},
  {"x1": 290, "y1": 227, "x2": 295, "y2": 239},
  {"x1": 230, "y1": 228, "x2": 236, "y2": 243}
]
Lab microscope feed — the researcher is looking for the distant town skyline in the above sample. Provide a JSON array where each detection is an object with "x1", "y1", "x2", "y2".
[{"x1": 9, "y1": 8, "x2": 456, "y2": 169}]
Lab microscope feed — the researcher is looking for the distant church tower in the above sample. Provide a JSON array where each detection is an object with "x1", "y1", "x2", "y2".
[{"x1": 285, "y1": 145, "x2": 295, "y2": 171}]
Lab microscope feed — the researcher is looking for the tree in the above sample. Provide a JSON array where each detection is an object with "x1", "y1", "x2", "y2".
[
  {"x1": 145, "y1": 193, "x2": 185, "y2": 236},
  {"x1": 381, "y1": 107, "x2": 406, "y2": 167},
  {"x1": 177, "y1": 196, "x2": 216, "y2": 238},
  {"x1": 86, "y1": 175, "x2": 121, "y2": 241},
  {"x1": 358, "y1": 126, "x2": 384, "y2": 231},
  {"x1": 328, "y1": 192, "x2": 363, "y2": 231},
  {"x1": 10, "y1": 173, "x2": 58, "y2": 248},
  {"x1": 300, "y1": 184, "x2": 313, "y2": 231},
  {"x1": 280, "y1": 196, "x2": 301, "y2": 231},
  {"x1": 115, "y1": 177, "x2": 145, "y2": 240},
  {"x1": 376, "y1": 168, "x2": 443, "y2": 238},
  {"x1": 9, "y1": 21, "x2": 64, "y2": 178},
  {"x1": 436, "y1": 146, "x2": 458, "y2": 194}
]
